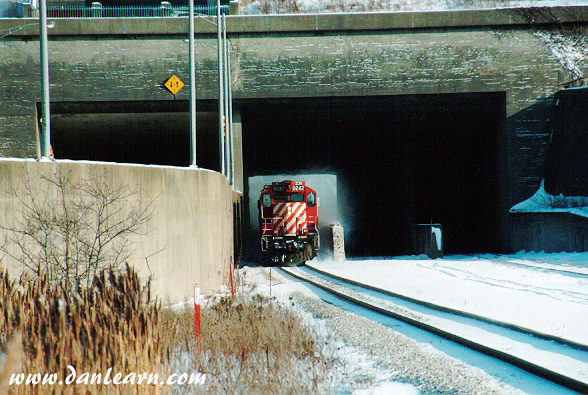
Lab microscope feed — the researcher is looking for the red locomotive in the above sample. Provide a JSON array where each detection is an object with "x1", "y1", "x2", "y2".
[{"x1": 258, "y1": 180, "x2": 319, "y2": 266}]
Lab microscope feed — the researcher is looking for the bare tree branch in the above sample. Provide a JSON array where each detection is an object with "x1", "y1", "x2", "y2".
[{"x1": 0, "y1": 169, "x2": 154, "y2": 295}]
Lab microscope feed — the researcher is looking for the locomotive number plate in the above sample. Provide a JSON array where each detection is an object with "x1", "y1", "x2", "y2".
[
  {"x1": 291, "y1": 185, "x2": 305, "y2": 191},
  {"x1": 273, "y1": 186, "x2": 286, "y2": 192}
]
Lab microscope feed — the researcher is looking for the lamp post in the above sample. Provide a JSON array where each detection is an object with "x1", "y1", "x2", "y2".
[
  {"x1": 0, "y1": 19, "x2": 55, "y2": 160},
  {"x1": 186, "y1": 7, "x2": 232, "y2": 184},
  {"x1": 40, "y1": 0, "x2": 52, "y2": 159},
  {"x1": 216, "y1": 0, "x2": 225, "y2": 178},
  {"x1": 222, "y1": 14, "x2": 234, "y2": 187},
  {"x1": 188, "y1": 0, "x2": 197, "y2": 167}
]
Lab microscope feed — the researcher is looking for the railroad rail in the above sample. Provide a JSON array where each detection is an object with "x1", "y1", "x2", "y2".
[
  {"x1": 279, "y1": 265, "x2": 588, "y2": 393},
  {"x1": 495, "y1": 258, "x2": 588, "y2": 277}
]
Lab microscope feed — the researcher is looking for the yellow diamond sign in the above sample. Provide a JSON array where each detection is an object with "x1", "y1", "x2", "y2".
[{"x1": 164, "y1": 75, "x2": 184, "y2": 95}]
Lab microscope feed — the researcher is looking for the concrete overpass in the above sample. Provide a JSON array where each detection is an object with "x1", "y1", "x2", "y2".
[{"x1": 1, "y1": 6, "x2": 588, "y2": 296}]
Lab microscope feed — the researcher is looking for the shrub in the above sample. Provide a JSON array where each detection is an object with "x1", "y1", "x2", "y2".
[{"x1": 0, "y1": 169, "x2": 153, "y2": 294}]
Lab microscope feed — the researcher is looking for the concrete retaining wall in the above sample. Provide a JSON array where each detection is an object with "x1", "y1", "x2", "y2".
[
  {"x1": 0, "y1": 159, "x2": 234, "y2": 302},
  {"x1": 510, "y1": 212, "x2": 588, "y2": 253}
]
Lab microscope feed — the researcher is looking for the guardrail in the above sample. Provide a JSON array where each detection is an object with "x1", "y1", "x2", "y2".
[{"x1": 40, "y1": 3, "x2": 230, "y2": 18}]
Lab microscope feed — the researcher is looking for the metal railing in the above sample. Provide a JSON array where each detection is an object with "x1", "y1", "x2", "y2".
[{"x1": 46, "y1": 4, "x2": 229, "y2": 18}]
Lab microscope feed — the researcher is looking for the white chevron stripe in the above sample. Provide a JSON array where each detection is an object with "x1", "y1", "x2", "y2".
[
  {"x1": 274, "y1": 203, "x2": 288, "y2": 217},
  {"x1": 271, "y1": 201, "x2": 308, "y2": 236}
]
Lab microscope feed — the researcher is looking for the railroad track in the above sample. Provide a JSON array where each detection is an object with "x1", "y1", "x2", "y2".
[
  {"x1": 278, "y1": 265, "x2": 588, "y2": 393},
  {"x1": 494, "y1": 258, "x2": 588, "y2": 277}
]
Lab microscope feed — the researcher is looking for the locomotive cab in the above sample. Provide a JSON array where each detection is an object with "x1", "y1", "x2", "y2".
[{"x1": 258, "y1": 180, "x2": 319, "y2": 266}]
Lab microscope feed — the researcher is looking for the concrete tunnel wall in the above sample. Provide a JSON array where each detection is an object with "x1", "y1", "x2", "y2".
[
  {"x1": 0, "y1": 159, "x2": 235, "y2": 302},
  {"x1": 2, "y1": 7, "x2": 588, "y2": 254}
]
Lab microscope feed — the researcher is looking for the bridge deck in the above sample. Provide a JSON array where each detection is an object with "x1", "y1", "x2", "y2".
[{"x1": 2, "y1": 5, "x2": 588, "y2": 36}]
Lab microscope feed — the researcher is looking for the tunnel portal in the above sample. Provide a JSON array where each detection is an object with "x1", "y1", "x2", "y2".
[
  {"x1": 242, "y1": 92, "x2": 505, "y2": 257},
  {"x1": 50, "y1": 100, "x2": 220, "y2": 170},
  {"x1": 49, "y1": 93, "x2": 505, "y2": 257}
]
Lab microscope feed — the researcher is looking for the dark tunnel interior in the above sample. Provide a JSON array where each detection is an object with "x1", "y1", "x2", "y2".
[
  {"x1": 242, "y1": 93, "x2": 505, "y2": 257},
  {"x1": 50, "y1": 100, "x2": 220, "y2": 170},
  {"x1": 50, "y1": 93, "x2": 505, "y2": 258}
]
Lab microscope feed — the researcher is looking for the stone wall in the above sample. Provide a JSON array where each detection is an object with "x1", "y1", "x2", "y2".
[{"x1": 0, "y1": 12, "x2": 575, "y2": 202}]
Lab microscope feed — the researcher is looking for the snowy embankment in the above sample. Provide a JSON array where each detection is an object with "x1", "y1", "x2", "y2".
[
  {"x1": 308, "y1": 254, "x2": 588, "y2": 346},
  {"x1": 243, "y1": 0, "x2": 588, "y2": 16},
  {"x1": 242, "y1": 263, "x2": 518, "y2": 394},
  {"x1": 510, "y1": 181, "x2": 588, "y2": 217},
  {"x1": 242, "y1": 252, "x2": 588, "y2": 394}
]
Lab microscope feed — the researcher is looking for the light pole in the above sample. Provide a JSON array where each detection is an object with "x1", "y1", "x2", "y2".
[
  {"x1": 40, "y1": 0, "x2": 52, "y2": 159},
  {"x1": 216, "y1": 0, "x2": 225, "y2": 178},
  {"x1": 222, "y1": 14, "x2": 234, "y2": 187},
  {"x1": 186, "y1": 7, "x2": 232, "y2": 184},
  {"x1": 188, "y1": 0, "x2": 197, "y2": 167},
  {"x1": 0, "y1": 19, "x2": 55, "y2": 160}
]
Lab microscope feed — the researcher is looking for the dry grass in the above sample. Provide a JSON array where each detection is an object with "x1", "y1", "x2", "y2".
[
  {"x1": 203, "y1": 295, "x2": 334, "y2": 394},
  {"x1": 164, "y1": 293, "x2": 338, "y2": 395},
  {"x1": 1, "y1": 268, "x2": 338, "y2": 395},
  {"x1": 0, "y1": 265, "x2": 175, "y2": 395}
]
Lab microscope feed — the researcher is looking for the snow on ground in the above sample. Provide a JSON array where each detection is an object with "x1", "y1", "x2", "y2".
[
  {"x1": 241, "y1": 252, "x2": 588, "y2": 394},
  {"x1": 508, "y1": 250, "x2": 588, "y2": 269},
  {"x1": 534, "y1": 31, "x2": 588, "y2": 79},
  {"x1": 241, "y1": 266, "x2": 426, "y2": 394},
  {"x1": 309, "y1": 253, "x2": 588, "y2": 346}
]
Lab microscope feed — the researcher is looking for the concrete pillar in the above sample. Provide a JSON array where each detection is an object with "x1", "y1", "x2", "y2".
[
  {"x1": 232, "y1": 108, "x2": 244, "y2": 192},
  {"x1": 91, "y1": 2, "x2": 102, "y2": 17},
  {"x1": 412, "y1": 223, "x2": 443, "y2": 259},
  {"x1": 160, "y1": 1, "x2": 171, "y2": 17},
  {"x1": 23, "y1": 3, "x2": 36, "y2": 17},
  {"x1": 330, "y1": 223, "x2": 345, "y2": 262},
  {"x1": 230, "y1": 0, "x2": 239, "y2": 15}
]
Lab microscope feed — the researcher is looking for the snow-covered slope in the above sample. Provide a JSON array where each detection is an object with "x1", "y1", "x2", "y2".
[
  {"x1": 242, "y1": 252, "x2": 588, "y2": 394},
  {"x1": 242, "y1": 0, "x2": 588, "y2": 15}
]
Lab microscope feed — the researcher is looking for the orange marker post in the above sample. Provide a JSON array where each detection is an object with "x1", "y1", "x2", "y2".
[
  {"x1": 194, "y1": 284, "x2": 201, "y2": 352},
  {"x1": 230, "y1": 261, "x2": 235, "y2": 298}
]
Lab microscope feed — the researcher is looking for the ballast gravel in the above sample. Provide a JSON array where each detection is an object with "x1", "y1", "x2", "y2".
[{"x1": 285, "y1": 290, "x2": 523, "y2": 395}]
